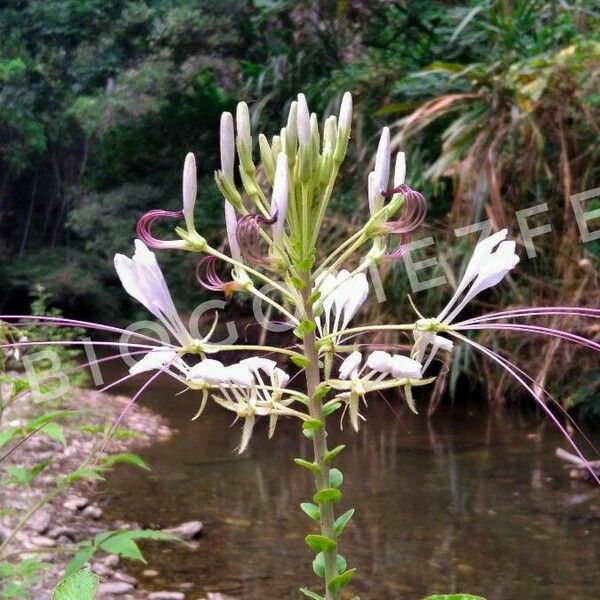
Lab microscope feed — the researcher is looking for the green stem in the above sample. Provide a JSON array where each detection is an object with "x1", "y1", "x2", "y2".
[{"x1": 301, "y1": 273, "x2": 340, "y2": 600}]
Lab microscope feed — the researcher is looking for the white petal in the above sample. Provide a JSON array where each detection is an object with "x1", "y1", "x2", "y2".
[
  {"x1": 272, "y1": 367, "x2": 290, "y2": 387},
  {"x1": 188, "y1": 359, "x2": 229, "y2": 384},
  {"x1": 235, "y1": 102, "x2": 252, "y2": 149},
  {"x1": 339, "y1": 351, "x2": 362, "y2": 380},
  {"x1": 129, "y1": 349, "x2": 179, "y2": 375},
  {"x1": 227, "y1": 364, "x2": 254, "y2": 387},
  {"x1": 238, "y1": 357, "x2": 277, "y2": 375},
  {"x1": 366, "y1": 350, "x2": 393, "y2": 374},
  {"x1": 340, "y1": 273, "x2": 369, "y2": 331},
  {"x1": 389, "y1": 355, "x2": 422, "y2": 379},
  {"x1": 393, "y1": 151, "x2": 406, "y2": 187}
]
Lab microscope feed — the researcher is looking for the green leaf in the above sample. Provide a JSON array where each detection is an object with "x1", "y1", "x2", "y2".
[
  {"x1": 299, "y1": 588, "x2": 325, "y2": 600},
  {"x1": 300, "y1": 502, "x2": 320, "y2": 521},
  {"x1": 423, "y1": 596, "x2": 487, "y2": 600},
  {"x1": 313, "y1": 384, "x2": 331, "y2": 402},
  {"x1": 328, "y1": 568, "x2": 356, "y2": 592},
  {"x1": 329, "y1": 468, "x2": 343, "y2": 488},
  {"x1": 99, "y1": 453, "x2": 150, "y2": 471},
  {"x1": 312, "y1": 552, "x2": 325, "y2": 577},
  {"x1": 41, "y1": 423, "x2": 66, "y2": 446},
  {"x1": 322, "y1": 401, "x2": 341, "y2": 416},
  {"x1": 291, "y1": 355, "x2": 311, "y2": 368},
  {"x1": 294, "y1": 458, "x2": 320, "y2": 475},
  {"x1": 52, "y1": 568, "x2": 99, "y2": 600},
  {"x1": 302, "y1": 419, "x2": 323, "y2": 432},
  {"x1": 334, "y1": 509, "x2": 355, "y2": 537},
  {"x1": 95, "y1": 529, "x2": 176, "y2": 563},
  {"x1": 64, "y1": 545, "x2": 94, "y2": 577},
  {"x1": 313, "y1": 487, "x2": 342, "y2": 504},
  {"x1": 0, "y1": 428, "x2": 16, "y2": 451},
  {"x1": 312, "y1": 552, "x2": 347, "y2": 578},
  {"x1": 305, "y1": 534, "x2": 337, "y2": 553},
  {"x1": 324, "y1": 444, "x2": 345, "y2": 464}
]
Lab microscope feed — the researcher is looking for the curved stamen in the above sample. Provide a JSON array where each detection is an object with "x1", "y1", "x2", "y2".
[
  {"x1": 136, "y1": 209, "x2": 185, "y2": 249},
  {"x1": 236, "y1": 213, "x2": 277, "y2": 267},
  {"x1": 195, "y1": 256, "x2": 229, "y2": 292},
  {"x1": 380, "y1": 184, "x2": 427, "y2": 259},
  {"x1": 455, "y1": 306, "x2": 600, "y2": 327}
]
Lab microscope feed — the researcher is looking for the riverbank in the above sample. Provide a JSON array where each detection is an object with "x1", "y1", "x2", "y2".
[{"x1": 0, "y1": 382, "x2": 220, "y2": 599}]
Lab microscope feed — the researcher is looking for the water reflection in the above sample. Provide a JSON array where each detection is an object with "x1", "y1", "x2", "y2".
[{"x1": 102, "y1": 375, "x2": 600, "y2": 599}]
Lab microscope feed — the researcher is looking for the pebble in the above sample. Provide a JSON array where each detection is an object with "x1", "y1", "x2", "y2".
[
  {"x1": 63, "y1": 495, "x2": 89, "y2": 511},
  {"x1": 83, "y1": 505, "x2": 103, "y2": 520},
  {"x1": 113, "y1": 571, "x2": 137, "y2": 585},
  {"x1": 30, "y1": 535, "x2": 56, "y2": 548},
  {"x1": 97, "y1": 581, "x2": 135, "y2": 596},
  {"x1": 27, "y1": 510, "x2": 51, "y2": 534},
  {"x1": 142, "y1": 569, "x2": 159, "y2": 578},
  {"x1": 102, "y1": 554, "x2": 120, "y2": 568},
  {"x1": 163, "y1": 520, "x2": 203, "y2": 540},
  {"x1": 91, "y1": 561, "x2": 113, "y2": 577},
  {"x1": 48, "y1": 526, "x2": 77, "y2": 540},
  {"x1": 148, "y1": 593, "x2": 185, "y2": 600}
]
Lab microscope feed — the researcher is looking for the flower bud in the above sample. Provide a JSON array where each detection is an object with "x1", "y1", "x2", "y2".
[
  {"x1": 220, "y1": 112, "x2": 235, "y2": 180},
  {"x1": 236, "y1": 101, "x2": 254, "y2": 175},
  {"x1": 224, "y1": 201, "x2": 242, "y2": 261},
  {"x1": 270, "y1": 153, "x2": 289, "y2": 241},
  {"x1": 310, "y1": 112, "x2": 320, "y2": 158},
  {"x1": 215, "y1": 171, "x2": 242, "y2": 209},
  {"x1": 296, "y1": 93, "x2": 310, "y2": 146},
  {"x1": 286, "y1": 101, "x2": 298, "y2": 155},
  {"x1": 374, "y1": 126, "x2": 391, "y2": 195},
  {"x1": 323, "y1": 116, "x2": 337, "y2": 155},
  {"x1": 334, "y1": 91, "x2": 352, "y2": 163},
  {"x1": 182, "y1": 152, "x2": 197, "y2": 232},
  {"x1": 392, "y1": 151, "x2": 406, "y2": 202},
  {"x1": 259, "y1": 133, "x2": 276, "y2": 182},
  {"x1": 271, "y1": 134, "x2": 282, "y2": 158}
]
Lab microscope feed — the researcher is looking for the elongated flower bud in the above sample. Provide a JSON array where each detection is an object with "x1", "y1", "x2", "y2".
[
  {"x1": 323, "y1": 116, "x2": 337, "y2": 155},
  {"x1": 286, "y1": 101, "x2": 298, "y2": 154},
  {"x1": 391, "y1": 151, "x2": 406, "y2": 203},
  {"x1": 220, "y1": 112, "x2": 235, "y2": 180},
  {"x1": 259, "y1": 133, "x2": 276, "y2": 182},
  {"x1": 297, "y1": 93, "x2": 311, "y2": 146},
  {"x1": 236, "y1": 101, "x2": 254, "y2": 174},
  {"x1": 183, "y1": 152, "x2": 197, "y2": 232},
  {"x1": 270, "y1": 153, "x2": 289, "y2": 240},
  {"x1": 334, "y1": 91, "x2": 352, "y2": 163},
  {"x1": 224, "y1": 201, "x2": 242, "y2": 261},
  {"x1": 374, "y1": 127, "x2": 391, "y2": 195},
  {"x1": 271, "y1": 134, "x2": 282, "y2": 158},
  {"x1": 310, "y1": 112, "x2": 319, "y2": 157}
]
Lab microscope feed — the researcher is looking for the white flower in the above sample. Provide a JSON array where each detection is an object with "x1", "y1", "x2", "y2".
[
  {"x1": 187, "y1": 358, "x2": 231, "y2": 385},
  {"x1": 437, "y1": 229, "x2": 520, "y2": 324},
  {"x1": 235, "y1": 102, "x2": 252, "y2": 151},
  {"x1": 316, "y1": 269, "x2": 369, "y2": 343},
  {"x1": 114, "y1": 240, "x2": 192, "y2": 348},
  {"x1": 182, "y1": 152, "x2": 197, "y2": 232},
  {"x1": 365, "y1": 350, "x2": 422, "y2": 379}
]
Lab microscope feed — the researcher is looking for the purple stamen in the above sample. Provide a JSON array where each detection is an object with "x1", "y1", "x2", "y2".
[
  {"x1": 136, "y1": 209, "x2": 184, "y2": 249},
  {"x1": 455, "y1": 306, "x2": 600, "y2": 327},
  {"x1": 381, "y1": 184, "x2": 427, "y2": 259},
  {"x1": 236, "y1": 213, "x2": 277, "y2": 267},
  {"x1": 195, "y1": 256, "x2": 229, "y2": 292}
]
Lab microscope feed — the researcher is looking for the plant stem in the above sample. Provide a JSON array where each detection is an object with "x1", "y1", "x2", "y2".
[{"x1": 301, "y1": 274, "x2": 340, "y2": 600}]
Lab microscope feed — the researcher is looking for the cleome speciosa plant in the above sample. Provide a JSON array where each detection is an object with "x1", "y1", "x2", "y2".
[{"x1": 3, "y1": 92, "x2": 600, "y2": 600}]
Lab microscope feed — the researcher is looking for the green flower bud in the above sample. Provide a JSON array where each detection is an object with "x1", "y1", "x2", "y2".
[{"x1": 259, "y1": 133, "x2": 276, "y2": 182}]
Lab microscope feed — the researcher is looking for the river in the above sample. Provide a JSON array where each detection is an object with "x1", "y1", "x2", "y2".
[{"x1": 102, "y1": 372, "x2": 600, "y2": 600}]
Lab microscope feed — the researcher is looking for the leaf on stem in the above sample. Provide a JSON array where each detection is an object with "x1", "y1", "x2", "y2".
[
  {"x1": 305, "y1": 534, "x2": 337, "y2": 553},
  {"x1": 294, "y1": 458, "x2": 320, "y2": 475},
  {"x1": 300, "y1": 502, "x2": 320, "y2": 521},
  {"x1": 313, "y1": 487, "x2": 342, "y2": 504},
  {"x1": 324, "y1": 444, "x2": 345, "y2": 464},
  {"x1": 328, "y1": 568, "x2": 356, "y2": 592},
  {"x1": 334, "y1": 509, "x2": 355, "y2": 536},
  {"x1": 329, "y1": 468, "x2": 343, "y2": 488}
]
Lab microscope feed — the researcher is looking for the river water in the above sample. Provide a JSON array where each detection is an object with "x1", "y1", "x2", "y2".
[{"x1": 102, "y1": 373, "x2": 600, "y2": 600}]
